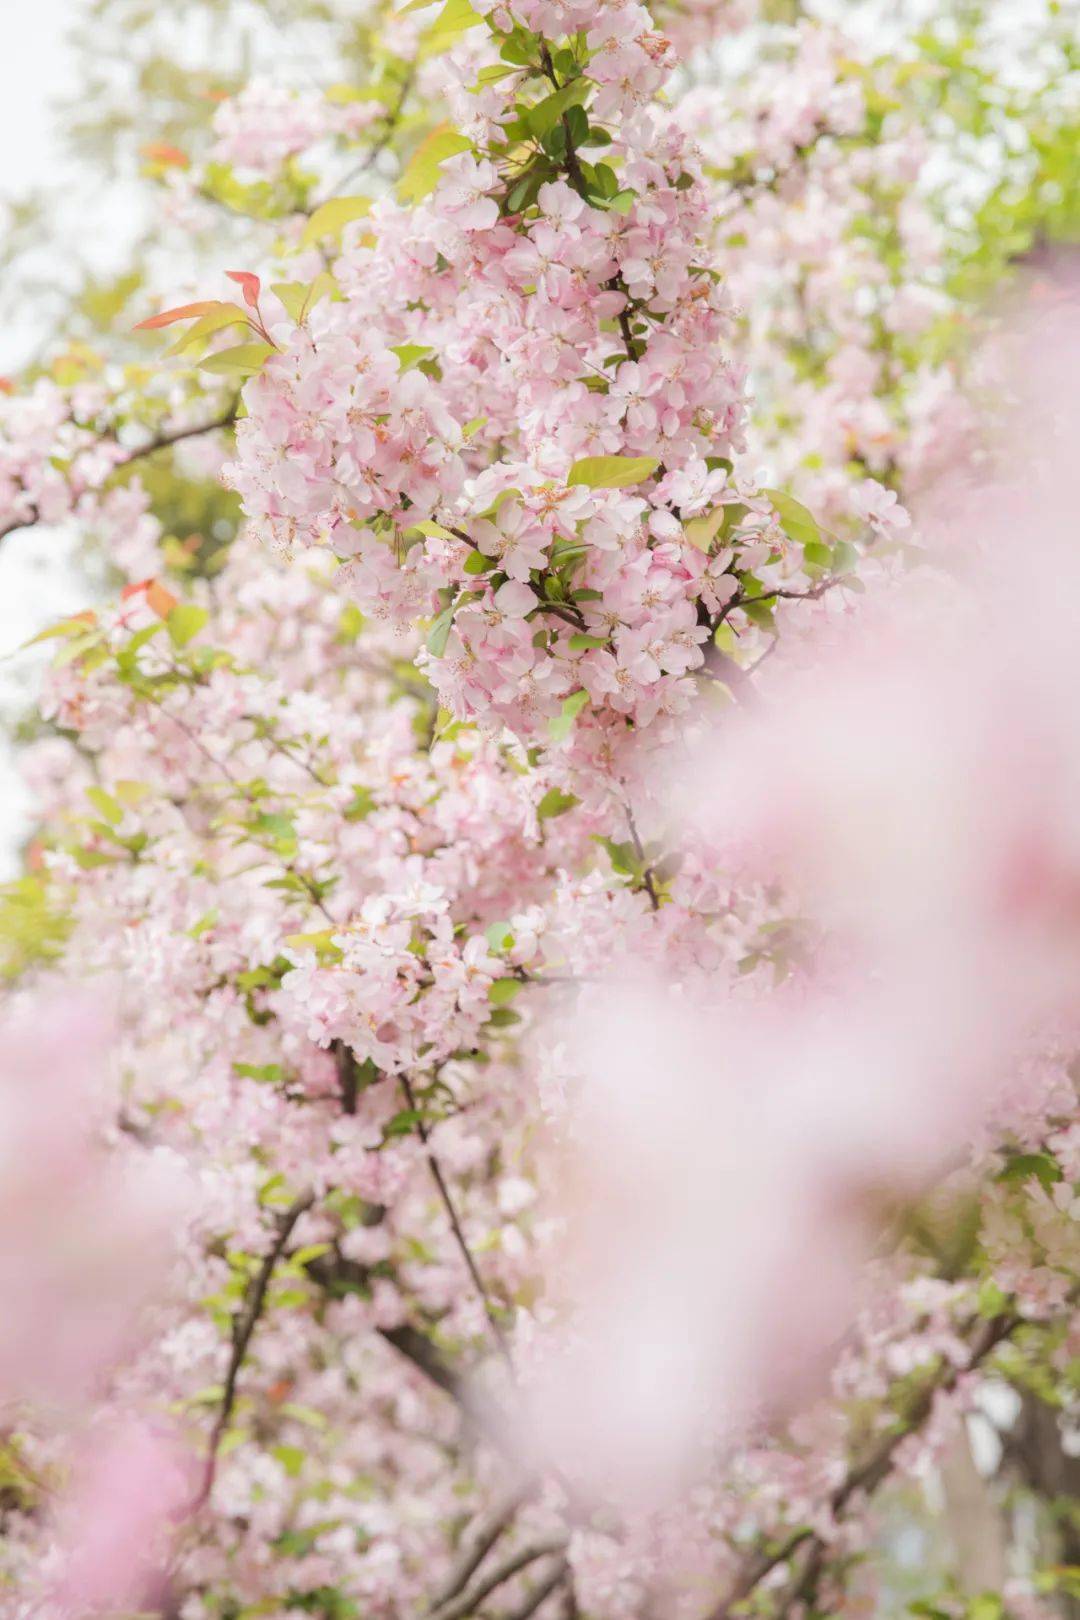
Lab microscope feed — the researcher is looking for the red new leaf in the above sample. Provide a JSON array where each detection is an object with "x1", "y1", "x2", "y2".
[
  {"x1": 134, "y1": 301, "x2": 221, "y2": 332},
  {"x1": 226, "y1": 270, "x2": 262, "y2": 309}
]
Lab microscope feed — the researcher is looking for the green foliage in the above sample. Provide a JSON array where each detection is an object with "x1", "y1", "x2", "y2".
[{"x1": 0, "y1": 874, "x2": 72, "y2": 980}]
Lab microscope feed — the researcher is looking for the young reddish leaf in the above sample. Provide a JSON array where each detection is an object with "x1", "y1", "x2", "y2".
[
  {"x1": 141, "y1": 142, "x2": 189, "y2": 168},
  {"x1": 226, "y1": 270, "x2": 262, "y2": 309},
  {"x1": 134, "y1": 301, "x2": 221, "y2": 332},
  {"x1": 120, "y1": 579, "x2": 155, "y2": 601},
  {"x1": 146, "y1": 581, "x2": 180, "y2": 618}
]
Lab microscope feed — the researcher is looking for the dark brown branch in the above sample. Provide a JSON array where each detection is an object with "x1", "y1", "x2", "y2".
[
  {"x1": 400, "y1": 1073, "x2": 516, "y2": 1375},
  {"x1": 0, "y1": 503, "x2": 39, "y2": 543},
  {"x1": 309, "y1": 67, "x2": 416, "y2": 210},
  {"x1": 333, "y1": 1037, "x2": 359, "y2": 1114},
  {"x1": 428, "y1": 1486, "x2": 532, "y2": 1612},
  {"x1": 713, "y1": 575, "x2": 841, "y2": 629},
  {"x1": 0, "y1": 404, "x2": 239, "y2": 546},
  {"x1": 624, "y1": 801, "x2": 660, "y2": 912},
  {"x1": 381, "y1": 1322, "x2": 468, "y2": 1404},
  {"x1": 434, "y1": 1537, "x2": 569, "y2": 1620},
  {"x1": 495, "y1": 1558, "x2": 570, "y2": 1620},
  {"x1": 195, "y1": 1192, "x2": 315, "y2": 1508},
  {"x1": 536, "y1": 42, "x2": 589, "y2": 199},
  {"x1": 304, "y1": 1248, "x2": 467, "y2": 1406},
  {"x1": 121, "y1": 403, "x2": 240, "y2": 466},
  {"x1": 702, "y1": 1311, "x2": 1020, "y2": 1620}
]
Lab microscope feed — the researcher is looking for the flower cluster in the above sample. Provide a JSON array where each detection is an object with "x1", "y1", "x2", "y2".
[{"x1": 0, "y1": 2, "x2": 1078, "y2": 1619}]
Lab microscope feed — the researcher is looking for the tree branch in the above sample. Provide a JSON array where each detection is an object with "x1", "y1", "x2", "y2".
[
  {"x1": 400, "y1": 1073, "x2": 516, "y2": 1376},
  {"x1": 433, "y1": 1538, "x2": 569, "y2": 1620},
  {"x1": 428, "y1": 1486, "x2": 533, "y2": 1612},
  {"x1": 624, "y1": 800, "x2": 660, "y2": 912},
  {"x1": 702, "y1": 1311, "x2": 1020, "y2": 1620},
  {"x1": 0, "y1": 404, "x2": 239, "y2": 547},
  {"x1": 195, "y1": 1191, "x2": 315, "y2": 1508},
  {"x1": 495, "y1": 1558, "x2": 570, "y2": 1620},
  {"x1": 333, "y1": 1037, "x2": 359, "y2": 1115},
  {"x1": 304, "y1": 1247, "x2": 469, "y2": 1406}
]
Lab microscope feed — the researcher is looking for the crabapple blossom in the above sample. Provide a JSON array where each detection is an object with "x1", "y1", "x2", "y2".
[{"x1": 0, "y1": 1, "x2": 1078, "y2": 1618}]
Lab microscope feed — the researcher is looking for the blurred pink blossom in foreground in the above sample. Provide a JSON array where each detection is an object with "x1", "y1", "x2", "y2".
[
  {"x1": 48, "y1": 1420, "x2": 192, "y2": 1617},
  {"x1": 0, "y1": 992, "x2": 187, "y2": 1411},
  {"x1": 516, "y1": 271, "x2": 1080, "y2": 1506},
  {"x1": 0, "y1": 993, "x2": 192, "y2": 1614}
]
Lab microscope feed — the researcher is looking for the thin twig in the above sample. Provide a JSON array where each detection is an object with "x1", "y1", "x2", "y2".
[
  {"x1": 121, "y1": 403, "x2": 240, "y2": 465},
  {"x1": 0, "y1": 405, "x2": 239, "y2": 546},
  {"x1": 400, "y1": 1073, "x2": 516, "y2": 1375},
  {"x1": 305, "y1": 1247, "x2": 468, "y2": 1405},
  {"x1": 428, "y1": 1486, "x2": 532, "y2": 1612},
  {"x1": 310, "y1": 67, "x2": 416, "y2": 209},
  {"x1": 624, "y1": 801, "x2": 660, "y2": 912},
  {"x1": 434, "y1": 1537, "x2": 569, "y2": 1620},
  {"x1": 195, "y1": 1192, "x2": 315, "y2": 1508},
  {"x1": 702, "y1": 1311, "x2": 1020, "y2": 1620},
  {"x1": 495, "y1": 1558, "x2": 570, "y2": 1620},
  {"x1": 333, "y1": 1038, "x2": 359, "y2": 1114}
]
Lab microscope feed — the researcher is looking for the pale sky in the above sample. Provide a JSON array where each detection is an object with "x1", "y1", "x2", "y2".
[
  {"x1": 0, "y1": 0, "x2": 78, "y2": 195},
  {"x1": 0, "y1": 0, "x2": 88, "y2": 872}
]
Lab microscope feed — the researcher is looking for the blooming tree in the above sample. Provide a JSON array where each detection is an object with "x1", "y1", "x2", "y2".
[{"x1": 1, "y1": 2, "x2": 1079, "y2": 1618}]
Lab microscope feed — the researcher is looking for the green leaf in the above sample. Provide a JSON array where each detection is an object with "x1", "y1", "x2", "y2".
[
  {"x1": 803, "y1": 540, "x2": 833, "y2": 570},
  {"x1": 410, "y1": 519, "x2": 456, "y2": 539},
  {"x1": 423, "y1": 0, "x2": 484, "y2": 54},
  {"x1": 199, "y1": 342, "x2": 274, "y2": 376},
  {"x1": 763, "y1": 488, "x2": 823, "y2": 548},
  {"x1": 997, "y1": 1151, "x2": 1063, "y2": 1190},
  {"x1": 166, "y1": 604, "x2": 209, "y2": 648},
  {"x1": 233, "y1": 1062, "x2": 285, "y2": 1083},
  {"x1": 116, "y1": 622, "x2": 164, "y2": 674},
  {"x1": 284, "y1": 928, "x2": 344, "y2": 963},
  {"x1": 384, "y1": 1107, "x2": 424, "y2": 1138},
  {"x1": 547, "y1": 688, "x2": 589, "y2": 741},
  {"x1": 271, "y1": 273, "x2": 336, "y2": 323},
  {"x1": 564, "y1": 103, "x2": 589, "y2": 147},
  {"x1": 18, "y1": 612, "x2": 99, "y2": 651},
  {"x1": 595, "y1": 835, "x2": 638, "y2": 877},
  {"x1": 567, "y1": 455, "x2": 659, "y2": 489},
  {"x1": 272, "y1": 1444, "x2": 307, "y2": 1478},
  {"x1": 526, "y1": 77, "x2": 591, "y2": 139},
  {"x1": 391, "y1": 343, "x2": 434, "y2": 371},
  {"x1": 344, "y1": 785, "x2": 376, "y2": 822},
  {"x1": 488, "y1": 977, "x2": 522, "y2": 1005},
  {"x1": 398, "y1": 126, "x2": 472, "y2": 204},
  {"x1": 464, "y1": 549, "x2": 492, "y2": 574},
  {"x1": 487, "y1": 1006, "x2": 521, "y2": 1028},
  {"x1": 485, "y1": 921, "x2": 515, "y2": 952},
  {"x1": 168, "y1": 303, "x2": 249, "y2": 356},
  {"x1": 473, "y1": 63, "x2": 517, "y2": 88},
  {"x1": 537, "y1": 786, "x2": 580, "y2": 819},
  {"x1": 86, "y1": 786, "x2": 123, "y2": 826},
  {"x1": 507, "y1": 171, "x2": 543, "y2": 214},
  {"x1": 567, "y1": 632, "x2": 607, "y2": 650},
  {"x1": 279, "y1": 1402, "x2": 329, "y2": 1431},
  {"x1": 301, "y1": 195, "x2": 372, "y2": 249},
  {"x1": 607, "y1": 189, "x2": 637, "y2": 214},
  {"x1": 254, "y1": 812, "x2": 297, "y2": 850},
  {"x1": 683, "y1": 507, "x2": 726, "y2": 552},
  {"x1": 426, "y1": 602, "x2": 457, "y2": 657}
]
